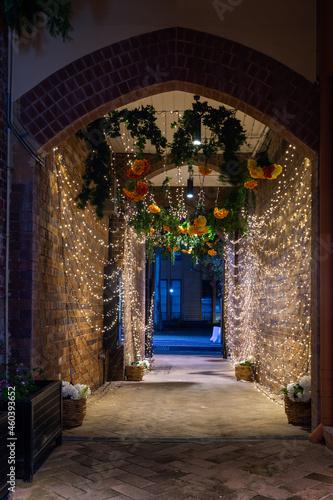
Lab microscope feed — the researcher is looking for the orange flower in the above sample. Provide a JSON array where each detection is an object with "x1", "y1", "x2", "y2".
[
  {"x1": 126, "y1": 169, "x2": 142, "y2": 180},
  {"x1": 196, "y1": 226, "x2": 209, "y2": 235},
  {"x1": 244, "y1": 180, "x2": 258, "y2": 189},
  {"x1": 123, "y1": 188, "x2": 137, "y2": 200},
  {"x1": 198, "y1": 165, "x2": 212, "y2": 176},
  {"x1": 134, "y1": 195, "x2": 145, "y2": 201},
  {"x1": 150, "y1": 228, "x2": 155, "y2": 234},
  {"x1": 181, "y1": 249, "x2": 188, "y2": 253},
  {"x1": 135, "y1": 181, "x2": 149, "y2": 196},
  {"x1": 132, "y1": 159, "x2": 150, "y2": 176},
  {"x1": 178, "y1": 226, "x2": 188, "y2": 234},
  {"x1": 149, "y1": 204, "x2": 160, "y2": 213},
  {"x1": 194, "y1": 216, "x2": 207, "y2": 227},
  {"x1": 167, "y1": 246, "x2": 178, "y2": 252},
  {"x1": 163, "y1": 224, "x2": 171, "y2": 232},
  {"x1": 214, "y1": 207, "x2": 229, "y2": 219},
  {"x1": 208, "y1": 249, "x2": 217, "y2": 256}
]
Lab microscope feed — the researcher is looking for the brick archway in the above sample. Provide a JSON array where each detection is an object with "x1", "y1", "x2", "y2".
[{"x1": 17, "y1": 27, "x2": 318, "y2": 157}]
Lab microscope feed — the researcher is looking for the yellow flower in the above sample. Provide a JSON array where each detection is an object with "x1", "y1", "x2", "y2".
[
  {"x1": 269, "y1": 164, "x2": 283, "y2": 179},
  {"x1": 214, "y1": 208, "x2": 229, "y2": 219},
  {"x1": 194, "y1": 216, "x2": 207, "y2": 228},
  {"x1": 244, "y1": 180, "x2": 258, "y2": 189},
  {"x1": 198, "y1": 165, "x2": 212, "y2": 176},
  {"x1": 247, "y1": 159, "x2": 264, "y2": 179},
  {"x1": 163, "y1": 224, "x2": 171, "y2": 232},
  {"x1": 187, "y1": 225, "x2": 196, "y2": 236},
  {"x1": 196, "y1": 226, "x2": 209, "y2": 235},
  {"x1": 208, "y1": 249, "x2": 217, "y2": 256},
  {"x1": 148, "y1": 204, "x2": 160, "y2": 213},
  {"x1": 150, "y1": 228, "x2": 155, "y2": 234}
]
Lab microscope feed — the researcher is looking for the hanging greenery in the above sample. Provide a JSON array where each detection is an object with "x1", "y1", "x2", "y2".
[
  {"x1": 3, "y1": 0, "x2": 74, "y2": 41},
  {"x1": 75, "y1": 97, "x2": 282, "y2": 277},
  {"x1": 76, "y1": 98, "x2": 249, "y2": 219},
  {"x1": 104, "y1": 106, "x2": 168, "y2": 160},
  {"x1": 75, "y1": 119, "x2": 112, "y2": 219},
  {"x1": 169, "y1": 96, "x2": 247, "y2": 175}
]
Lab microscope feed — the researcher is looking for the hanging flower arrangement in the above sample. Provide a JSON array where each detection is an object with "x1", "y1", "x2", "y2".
[
  {"x1": 198, "y1": 165, "x2": 213, "y2": 176},
  {"x1": 75, "y1": 97, "x2": 283, "y2": 271},
  {"x1": 245, "y1": 149, "x2": 283, "y2": 188}
]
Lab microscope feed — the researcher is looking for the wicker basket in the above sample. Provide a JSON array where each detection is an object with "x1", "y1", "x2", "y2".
[
  {"x1": 125, "y1": 365, "x2": 144, "y2": 381},
  {"x1": 62, "y1": 398, "x2": 87, "y2": 428},
  {"x1": 235, "y1": 365, "x2": 254, "y2": 381},
  {"x1": 284, "y1": 395, "x2": 311, "y2": 425}
]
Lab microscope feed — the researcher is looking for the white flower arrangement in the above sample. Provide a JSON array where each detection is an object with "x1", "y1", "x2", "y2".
[
  {"x1": 235, "y1": 356, "x2": 255, "y2": 367},
  {"x1": 281, "y1": 375, "x2": 311, "y2": 402},
  {"x1": 62, "y1": 381, "x2": 91, "y2": 399},
  {"x1": 131, "y1": 356, "x2": 150, "y2": 369}
]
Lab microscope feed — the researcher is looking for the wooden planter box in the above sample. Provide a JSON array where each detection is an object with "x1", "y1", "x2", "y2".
[
  {"x1": 125, "y1": 365, "x2": 144, "y2": 381},
  {"x1": 284, "y1": 394, "x2": 311, "y2": 426},
  {"x1": 0, "y1": 381, "x2": 62, "y2": 482},
  {"x1": 0, "y1": 412, "x2": 9, "y2": 499},
  {"x1": 235, "y1": 365, "x2": 255, "y2": 381}
]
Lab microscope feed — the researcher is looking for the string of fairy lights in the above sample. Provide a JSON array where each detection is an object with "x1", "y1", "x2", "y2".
[
  {"x1": 53, "y1": 147, "x2": 109, "y2": 387},
  {"x1": 51, "y1": 109, "x2": 312, "y2": 401},
  {"x1": 224, "y1": 145, "x2": 312, "y2": 399}
]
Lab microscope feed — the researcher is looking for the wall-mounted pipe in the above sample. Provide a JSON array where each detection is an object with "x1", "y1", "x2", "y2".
[{"x1": 5, "y1": 29, "x2": 45, "y2": 375}]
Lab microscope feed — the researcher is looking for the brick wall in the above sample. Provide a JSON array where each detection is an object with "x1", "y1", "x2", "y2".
[
  {"x1": 0, "y1": 8, "x2": 7, "y2": 362},
  {"x1": 225, "y1": 135, "x2": 316, "y2": 402},
  {"x1": 10, "y1": 135, "x2": 109, "y2": 388},
  {"x1": 16, "y1": 27, "x2": 319, "y2": 158}
]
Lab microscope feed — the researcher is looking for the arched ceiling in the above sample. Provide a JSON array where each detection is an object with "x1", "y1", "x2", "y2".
[{"x1": 108, "y1": 90, "x2": 269, "y2": 187}]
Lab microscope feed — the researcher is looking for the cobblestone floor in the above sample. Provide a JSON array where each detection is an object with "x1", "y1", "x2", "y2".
[{"x1": 13, "y1": 355, "x2": 327, "y2": 500}]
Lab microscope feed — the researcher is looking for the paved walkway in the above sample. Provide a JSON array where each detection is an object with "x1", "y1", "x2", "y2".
[
  {"x1": 63, "y1": 355, "x2": 308, "y2": 440},
  {"x1": 13, "y1": 354, "x2": 333, "y2": 500}
]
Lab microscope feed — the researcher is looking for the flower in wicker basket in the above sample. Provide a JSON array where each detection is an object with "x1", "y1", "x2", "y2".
[
  {"x1": 62, "y1": 381, "x2": 91, "y2": 428},
  {"x1": 234, "y1": 356, "x2": 255, "y2": 381},
  {"x1": 280, "y1": 375, "x2": 311, "y2": 426},
  {"x1": 125, "y1": 356, "x2": 150, "y2": 381}
]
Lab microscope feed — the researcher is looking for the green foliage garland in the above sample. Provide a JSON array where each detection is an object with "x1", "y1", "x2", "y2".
[
  {"x1": 169, "y1": 97, "x2": 247, "y2": 174},
  {"x1": 75, "y1": 119, "x2": 112, "y2": 219},
  {"x1": 76, "y1": 98, "x2": 248, "y2": 219}
]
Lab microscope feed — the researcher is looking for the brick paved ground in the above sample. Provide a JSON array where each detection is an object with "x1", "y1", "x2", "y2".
[
  {"x1": 63, "y1": 355, "x2": 308, "y2": 440},
  {"x1": 13, "y1": 354, "x2": 326, "y2": 499},
  {"x1": 14, "y1": 439, "x2": 333, "y2": 499}
]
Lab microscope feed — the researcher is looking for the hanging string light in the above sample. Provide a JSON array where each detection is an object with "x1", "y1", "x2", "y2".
[{"x1": 224, "y1": 145, "x2": 312, "y2": 400}]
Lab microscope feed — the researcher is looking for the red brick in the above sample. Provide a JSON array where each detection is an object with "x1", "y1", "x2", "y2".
[{"x1": 15, "y1": 27, "x2": 318, "y2": 158}]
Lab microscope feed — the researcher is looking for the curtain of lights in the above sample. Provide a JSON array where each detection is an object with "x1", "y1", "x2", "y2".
[{"x1": 225, "y1": 145, "x2": 312, "y2": 398}]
